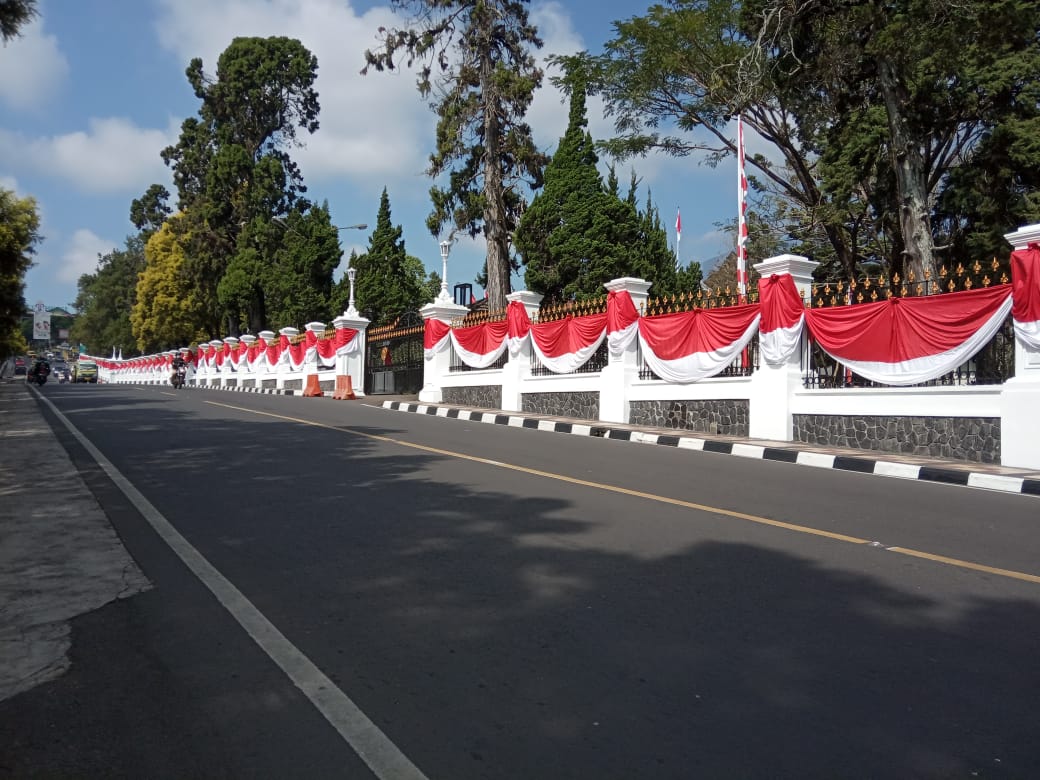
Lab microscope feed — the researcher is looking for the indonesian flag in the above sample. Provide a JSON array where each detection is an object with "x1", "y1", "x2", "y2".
[
  {"x1": 1012, "y1": 243, "x2": 1040, "y2": 350},
  {"x1": 804, "y1": 284, "x2": 1013, "y2": 385},
  {"x1": 638, "y1": 304, "x2": 760, "y2": 384},
  {"x1": 675, "y1": 208, "x2": 682, "y2": 239},
  {"x1": 758, "y1": 274, "x2": 805, "y2": 365}
]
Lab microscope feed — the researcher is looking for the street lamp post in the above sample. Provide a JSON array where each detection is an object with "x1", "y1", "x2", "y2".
[
  {"x1": 346, "y1": 266, "x2": 358, "y2": 318},
  {"x1": 438, "y1": 240, "x2": 452, "y2": 302}
]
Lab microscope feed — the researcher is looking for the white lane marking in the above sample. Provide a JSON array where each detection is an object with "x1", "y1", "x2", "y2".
[{"x1": 34, "y1": 392, "x2": 429, "y2": 780}]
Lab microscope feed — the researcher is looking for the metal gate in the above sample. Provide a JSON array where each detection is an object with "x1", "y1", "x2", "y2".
[{"x1": 365, "y1": 311, "x2": 424, "y2": 395}]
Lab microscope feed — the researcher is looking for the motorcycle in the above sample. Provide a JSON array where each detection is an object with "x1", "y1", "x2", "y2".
[
  {"x1": 171, "y1": 365, "x2": 187, "y2": 389},
  {"x1": 28, "y1": 364, "x2": 50, "y2": 386}
]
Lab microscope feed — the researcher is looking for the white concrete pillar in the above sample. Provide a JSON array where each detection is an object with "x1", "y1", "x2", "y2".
[
  {"x1": 501, "y1": 290, "x2": 544, "y2": 412},
  {"x1": 749, "y1": 254, "x2": 818, "y2": 440},
  {"x1": 1000, "y1": 223, "x2": 1040, "y2": 468},
  {"x1": 419, "y1": 300, "x2": 468, "y2": 403},
  {"x1": 277, "y1": 328, "x2": 299, "y2": 391},
  {"x1": 332, "y1": 313, "x2": 370, "y2": 398},
  {"x1": 257, "y1": 331, "x2": 275, "y2": 383},
  {"x1": 599, "y1": 277, "x2": 652, "y2": 424}
]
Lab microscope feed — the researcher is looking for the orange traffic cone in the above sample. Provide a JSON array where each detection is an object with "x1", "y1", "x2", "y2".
[
  {"x1": 333, "y1": 374, "x2": 356, "y2": 400},
  {"x1": 302, "y1": 373, "x2": 323, "y2": 397}
]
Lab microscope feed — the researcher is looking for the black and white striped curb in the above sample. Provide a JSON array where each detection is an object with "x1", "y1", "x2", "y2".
[
  {"x1": 185, "y1": 383, "x2": 307, "y2": 396},
  {"x1": 380, "y1": 401, "x2": 1040, "y2": 497}
]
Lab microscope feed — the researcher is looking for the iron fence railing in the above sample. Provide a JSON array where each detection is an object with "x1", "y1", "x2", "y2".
[
  {"x1": 449, "y1": 344, "x2": 508, "y2": 372},
  {"x1": 531, "y1": 341, "x2": 608, "y2": 376},
  {"x1": 637, "y1": 334, "x2": 759, "y2": 380},
  {"x1": 801, "y1": 313, "x2": 1015, "y2": 388}
]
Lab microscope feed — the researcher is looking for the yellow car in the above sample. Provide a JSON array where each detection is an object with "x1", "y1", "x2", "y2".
[{"x1": 72, "y1": 360, "x2": 98, "y2": 383}]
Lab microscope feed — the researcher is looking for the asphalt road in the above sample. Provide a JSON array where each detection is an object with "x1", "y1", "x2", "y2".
[{"x1": 4, "y1": 383, "x2": 1040, "y2": 779}]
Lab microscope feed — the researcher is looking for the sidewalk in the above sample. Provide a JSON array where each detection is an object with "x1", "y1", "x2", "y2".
[{"x1": 0, "y1": 377, "x2": 150, "y2": 702}]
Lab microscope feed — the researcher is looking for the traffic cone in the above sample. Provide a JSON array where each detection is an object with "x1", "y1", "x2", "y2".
[
  {"x1": 302, "y1": 373, "x2": 322, "y2": 397},
  {"x1": 333, "y1": 374, "x2": 356, "y2": 400}
]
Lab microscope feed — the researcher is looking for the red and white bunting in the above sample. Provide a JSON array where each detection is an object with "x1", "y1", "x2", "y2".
[
  {"x1": 638, "y1": 304, "x2": 760, "y2": 384},
  {"x1": 804, "y1": 284, "x2": 1013, "y2": 385},
  {"x1": 530, "y1": 313, "x2": 608, "y2": 374}
]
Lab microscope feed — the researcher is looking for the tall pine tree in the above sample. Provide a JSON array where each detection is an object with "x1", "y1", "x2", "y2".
[{"x1": 335, "y1": 189, "x2": 427, "y2": 325}]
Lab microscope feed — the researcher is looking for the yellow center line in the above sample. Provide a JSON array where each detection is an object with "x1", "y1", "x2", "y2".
[{"x1": 205, "y1": 399, "x2": 1040, "y2": 585}]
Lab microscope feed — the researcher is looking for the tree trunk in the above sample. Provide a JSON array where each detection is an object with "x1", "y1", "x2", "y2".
[
  {"x1": 481, "y1": 50, "x2": 510, "y2": 312},
  {"x1": 877, "y1": 57, "x2": 937, "y2": 292}
]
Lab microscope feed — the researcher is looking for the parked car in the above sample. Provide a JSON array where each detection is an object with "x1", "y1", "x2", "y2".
[{"x1": 13, "y1": 356, "x2": 27, "y2": 376}]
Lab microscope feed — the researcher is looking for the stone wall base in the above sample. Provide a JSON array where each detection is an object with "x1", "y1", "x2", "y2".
[
  {"x1": 794, "y1": 414, "x2": 1000, "y2": 463},
  {"x1": 522, "y1": 391, "x2": 599, "y2": 421},
  {"x1": 443, "y1": 385, "x2": 503, "y2": 410},
  {"x1": 630, "y1": 399, "x2": 749, "y2": 437}
]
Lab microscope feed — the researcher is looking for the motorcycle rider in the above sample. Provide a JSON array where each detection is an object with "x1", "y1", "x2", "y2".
[
  {"x1": 28, "y1": 357, "x2": 51, "y2": 385},
  {"x1": 170, "y1": 354, "x2": 187, "y2": 386}
]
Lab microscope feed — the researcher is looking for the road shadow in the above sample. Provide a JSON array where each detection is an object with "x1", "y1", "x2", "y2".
[{"x1": 14, "y1": 387, "x2": 1040, "y2": 778}]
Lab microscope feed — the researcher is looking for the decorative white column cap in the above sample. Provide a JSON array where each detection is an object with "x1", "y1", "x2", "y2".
[
  {"x1": 604, "y1": 277, "x2": 652, "y2": 296},
  {"x1": 420, "y1": 300, "x2": 468, "y2": 322},
  {"x1": 506, "y1": 290, "x2": 544, "y2": 307},
  {"x1": 278, "y1": 327, "x2": 299, "y2": 339},
  {"x1": 304, "y1": 321, "x2": 326, "y2": 335},
  {"x1": 753, "y1": 254, "x2": 820, "y2": 282},
  {"x1": 239, "y1": 334, "x2": 256, "y2": 347},
  {"x1": 223, "y1": 336, "x2": 240, "y2": 347},
  {"x1": 208, "y1": 339, "x2": 224, "y2": 348},
  {"x1": 332, "y1": 314, "x2": 370, "y2": 331},
  {"x1": 1004, "y1": 222, "x2": 1040, "y2": 250},
  {"x1": 257, "y1": 330, "x2": 276, "y2": 342}
]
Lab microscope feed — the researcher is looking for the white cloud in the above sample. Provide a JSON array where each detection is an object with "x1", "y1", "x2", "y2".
[
  {"x1": 0, "y1": 118, "x2": 176, "y2": 194},
  {"x1": 56, "y1": 228, "x2": 120, "y2": 283},
  {"x1": 0, "y1": 15, "x2": 69, "y2": 110},
  {"x1": 153, "y1": 0, "x2": 432, "y2": 186}
]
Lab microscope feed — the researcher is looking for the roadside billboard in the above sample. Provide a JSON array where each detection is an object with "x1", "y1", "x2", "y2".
[{"x1": 32, "y1": 301, "x2": 50, "y2": 341}]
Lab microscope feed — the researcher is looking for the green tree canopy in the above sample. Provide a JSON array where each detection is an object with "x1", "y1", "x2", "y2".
[
  {"x1": 0, "y1": 187, "x2": 40, "y2": 359},
  {"x1": 161, "y1": 36, "x2": 321, "y2": 334},
  {"x1": 363, "y1": 0, "x2": 547, "y2": 312},
  {"x1": 334, "y1": 188, "x2": 427, "y2": 325},
  {"x1": 0, "y1": 0, "x2": 37, "y2": 43},
  {"x1": 515, "y1": 84, "x2": 680, "y2": 301},
  {"x1": 71, "y1": 236, "x2": 145, "y2": 357},
  {"x1": 131, "y1": 218, "x2": 207, "y2": 352}
]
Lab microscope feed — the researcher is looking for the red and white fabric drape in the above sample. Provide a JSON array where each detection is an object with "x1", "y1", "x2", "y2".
[
  {"x1": 758, "y1": 274, "x2": 805, "y2": 365},
  {"x1": 638, "y1": 304, "x2": 760, "y2": 384},
  {"x1": 1012, "y1": 243, "x2": 1040, "y2": 351},
  {"x1": 606, "y1": 290, "x2": 639, "y2": 357},
  {"x1": 804, "y1": 284, "x2": 1013, "y2": 385},
  {"x1": 450, "y1": 319, "x2": 509, "y2": 369},
  {"x1": 424, "y1": 319, "x2": 452, "y2": 360}
]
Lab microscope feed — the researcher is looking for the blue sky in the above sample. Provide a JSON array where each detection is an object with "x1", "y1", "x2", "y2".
[{"x1": 1, "y1": 0, "x2": 737, "y2": 315}]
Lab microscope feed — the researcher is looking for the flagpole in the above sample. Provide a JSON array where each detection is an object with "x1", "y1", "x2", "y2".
[
  {"x1": 736, "y1": 115, "x2": 748, "y2": 302},
  {"x1": 675, "y1": 207, "x2": 682, "y2": 270}
]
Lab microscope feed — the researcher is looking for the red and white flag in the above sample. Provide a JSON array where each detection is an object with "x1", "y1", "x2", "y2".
[
  {"x1": 675, "y1": 208, "x2": 682, "y2": 268},
  {"x1": 737, "y1": 116, "x2": 748, "y2": 301}
]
